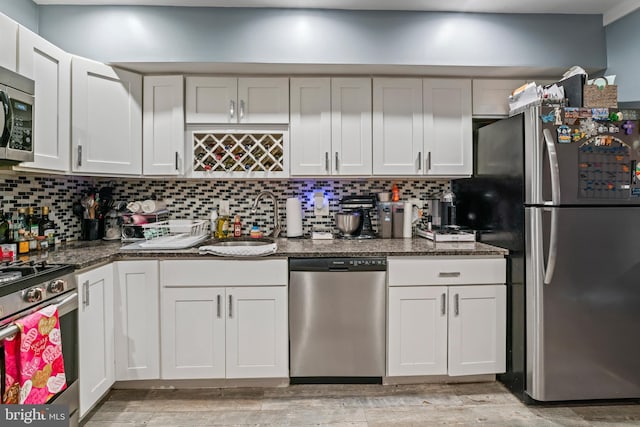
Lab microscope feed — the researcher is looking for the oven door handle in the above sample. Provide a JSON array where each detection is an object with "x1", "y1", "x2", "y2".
[{"x1": 0, "y1": 291, "x2": 79, "y2": 342}]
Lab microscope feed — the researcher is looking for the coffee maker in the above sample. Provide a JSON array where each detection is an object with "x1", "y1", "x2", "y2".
[
  {"x1": 427, "y1": 190, "x2": 457, "y2": 229},
  {"x1": 440, "y1": 190, "x2": 457, "y2": 227},
  {"x1": 339, "y1": 195, "x2": 377, "y2": 239}
]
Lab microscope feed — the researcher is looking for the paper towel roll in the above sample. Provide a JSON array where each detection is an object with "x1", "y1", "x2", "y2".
[
  {"x1": 126, "y1": 201, "x2": 142, "y2": 213},
  {"x1": 403, "y1": 202, "x2": 413, "y2": 238},
  {"x1": 286, "y1": 197, "x2": 303, "y2": 237},
  {"x1": 141, "y1": 199, "x2": 167, "y2": 213}
]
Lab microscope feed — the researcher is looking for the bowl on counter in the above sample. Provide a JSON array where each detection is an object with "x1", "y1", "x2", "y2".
[{"x1": 335, "y1": 212, "x2": 361, "y2": 236}]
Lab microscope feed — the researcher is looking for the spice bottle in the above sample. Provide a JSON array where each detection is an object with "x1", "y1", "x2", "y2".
[
  {"x1": 392, "y1": 183, "x2": 400, "y2": 202},
  {"x1": 233, "y1": 215, "x2": 242, "y2": 238}
]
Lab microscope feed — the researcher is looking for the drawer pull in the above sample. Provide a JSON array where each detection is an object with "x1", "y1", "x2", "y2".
[
  {"x1": 438, "y1": 272, "x2": 461, "y2": 278},
  {"x1": 440, "y1": 293, "x2": 446, "y2": 316}
]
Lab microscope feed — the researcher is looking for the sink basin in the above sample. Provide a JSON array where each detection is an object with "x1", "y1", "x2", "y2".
[
  {"x1": 208, "y1": 238, "x2": 274, "y2": 247},
  {"x1": 199, "y1": 238, "x2": 277, "y2": 256}
]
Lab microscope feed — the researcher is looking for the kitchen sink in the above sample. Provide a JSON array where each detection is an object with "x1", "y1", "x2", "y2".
[
  {"x1": 199, "y1": 238, "x2": 277, "y2": 256},
  {"x1": 207, "y1": 238, "x2": 274, "y2": 247}
]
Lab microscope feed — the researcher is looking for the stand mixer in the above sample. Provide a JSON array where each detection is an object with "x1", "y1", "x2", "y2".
[{"x1": 338, "y1": 195, "x2": 377, "y2": 239}]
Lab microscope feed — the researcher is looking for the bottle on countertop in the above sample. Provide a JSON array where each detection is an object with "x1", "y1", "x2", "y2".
[
  {"x1": 16, "y1": 208, "x2": 28, "y2": 254},
  {"x1": 392, "y1": 183, "x2": 400, "y2": 202},
  {"x1": 0, "y1": 211, "x2": 9, "y2": 244},
  {"x1": 39, "y1": 206, "x2": 56, "y2": 248},
  {"x1": 215, "y1": 204, "x2": 230, "y2": 239},
  {"x1": 27, "y1": 207, "x2": 38, "y2": 251},
  {"x1": 233, "y1": 215, "x2": 242, "y2": 238},
  {"x1": 210, "y1": 208, "x2": 218, "y2": 237}
]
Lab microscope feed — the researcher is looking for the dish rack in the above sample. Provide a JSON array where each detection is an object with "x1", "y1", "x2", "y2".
[{"x1": 141, "y1": 220, "x2": 209, "y2": 240}]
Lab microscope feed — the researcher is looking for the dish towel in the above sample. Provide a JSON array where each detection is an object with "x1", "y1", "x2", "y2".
[{"x1": 2, "y1": 305, "x2": 67, "y2": 404}]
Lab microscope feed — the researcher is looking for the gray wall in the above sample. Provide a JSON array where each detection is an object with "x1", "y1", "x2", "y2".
[
  {"x1": 606, "y1": 8, "x2": 640, "y2": 103},
  {"x1": 38, "y1": 6, "x2": 606, "y2": 72},
  {"x1": 0, "y1": 0, "x2": 38, "y2": 32}
]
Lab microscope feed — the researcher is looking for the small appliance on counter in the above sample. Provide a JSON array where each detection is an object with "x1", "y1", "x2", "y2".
[
  {"x1": 336, "y1": 195, "x2": 377, "y2": 239},
  {"x1": 415, "y1": 226, "x2": 476, "y2": 242},
  {"x1": 427, "y1": 190, "x2": 457, "y2": 229}
]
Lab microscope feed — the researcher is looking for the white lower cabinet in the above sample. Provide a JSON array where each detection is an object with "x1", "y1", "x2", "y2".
[
  {"x1": 387, "y1": 257, "x2": 506, "y2": 378},
  {"x1": 114, "y1": 261, "x2": 160, "y2": 381},
  {"x1": 388, "y1": 286, "x2": 448, "y2": 376},
  {"x1": 77, "y1": 263, "x2": 114, "y2": 418},
  {"x1": 161, "y1": 287, "x2": 226, "y2": 379},
  {"x1": 225, "y1": 286, "x2": 288, "y2": 378},
  {"x1": 160, "y1": 259, "x2": 288, "y2": 380},
  {"x1": 447, "y1": 285, "x2": 506, "y2": 376}
]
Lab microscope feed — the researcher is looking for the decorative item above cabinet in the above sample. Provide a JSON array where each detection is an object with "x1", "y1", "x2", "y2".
[{"x1": 185, "y1": 77, "x2": 289, "y2": 124}]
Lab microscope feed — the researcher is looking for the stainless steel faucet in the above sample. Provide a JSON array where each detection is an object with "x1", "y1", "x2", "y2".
[{"x1": 251, "y1": 190, "x2": 281, "y2": 238}]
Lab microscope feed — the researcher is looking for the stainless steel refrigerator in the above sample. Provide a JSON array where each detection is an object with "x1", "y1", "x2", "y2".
[{"x1": 454, "y1": 106, "x2": 640, "y2": 402}]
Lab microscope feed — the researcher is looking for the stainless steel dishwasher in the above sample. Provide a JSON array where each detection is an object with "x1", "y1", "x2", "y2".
[{"x1": 289, "y1": 257, "x2": 387, "y2": 379}]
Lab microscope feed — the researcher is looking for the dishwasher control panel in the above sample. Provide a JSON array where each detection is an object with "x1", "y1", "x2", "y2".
[{"x1": 289, "y1": 257, "x2": 387, "y2": 272}]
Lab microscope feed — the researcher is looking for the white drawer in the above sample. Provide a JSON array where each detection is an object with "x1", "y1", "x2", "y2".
[
  {"x1": 388, "y1": 256, "x2": 505, "y2": 286},
  {"x1": 161, "y1": 258, "x2": 287, "y2": 287}
]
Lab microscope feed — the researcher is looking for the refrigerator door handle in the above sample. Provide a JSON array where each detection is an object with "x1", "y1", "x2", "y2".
[
  {"x1": 542, "y1": 128, "x2": 561, "y2": 205},
  {"x1": 543, "y1": 207, "x2": 559, "y2": 285}
]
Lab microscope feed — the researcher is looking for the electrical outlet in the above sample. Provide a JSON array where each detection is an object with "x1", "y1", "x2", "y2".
[
  {"x1": 313, "y1": 192, "x2": 329, "y2": 215},
  {"x1": 219, "y1": 200, "x2": 230, "y2": 215}
]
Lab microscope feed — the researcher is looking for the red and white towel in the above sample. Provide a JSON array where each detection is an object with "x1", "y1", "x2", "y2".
[{"x1": 2, "y1": 305, "x2": 67, "y2": 404}]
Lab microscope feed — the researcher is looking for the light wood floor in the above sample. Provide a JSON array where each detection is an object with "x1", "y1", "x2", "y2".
[{"x1": 83, "y1": 382, "x2": 640, "y2": 426}]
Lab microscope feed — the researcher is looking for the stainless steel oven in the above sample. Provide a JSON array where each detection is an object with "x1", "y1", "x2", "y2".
[
  {"x1": 0, "y1": 65, "x2": 34, "y2": 164},
  {"x1": 0, "y1": 263, "x2": 78, "y2": 426}
]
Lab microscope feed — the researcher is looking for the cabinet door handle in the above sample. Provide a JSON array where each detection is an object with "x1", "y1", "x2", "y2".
[
  {"x1": 438, "y1": 272, "x2": 461, "y2": 278},
  {"x1": 77, "y1": 145, "x2": 82, "y2": 167},
  {"x1": 427, "y1": 151, "x2": 432, "y2": 170},
  {"x1": 228, "y1": 295, "x2": 233, "y2": 318},
  {"x1": 325, "y1": 152, "x2": 329, "y2": 172},
  {"x1": 175, "y1": 152, "x2": 179, "y2": 171},
  {"x1": 82, "y1": 280, "x2": 89, "y2": 307},
  {"x1": 441, "y1": 293, "x2": 446, "y2": 316},
  {"x1": 335, "y1": 152, "x2": 339, "y2": 172},
  {"x1": 230, "y1": 100, "x2": 235, "y2": 119},
  {"x1": 454, "y1": 294, "x2": 460, "y2": 316},
  {"x1": 239, "y1": 100, "x2": 245, "y2": 120},
  {"x1": 217, "y1": 294, "x2": 221, "y2": 318},
  {"x1": 417, "y1": 152, "x2": 422, "y2": 171}
]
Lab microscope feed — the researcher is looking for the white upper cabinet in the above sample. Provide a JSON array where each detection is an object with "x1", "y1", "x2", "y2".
[
  {"x1": 423, "y1": 78, "x2": 472, "y2": 176},
  {"x1": 143, "y1": 75, "x2": 184, "y2": 175},
  {"x1": 290, "y1": 77, "x2": 371, "y2": 176},
  {"x1": 185, "y1": 76, "x2": 236, "y2": 123},
  {"x1": 373, "y1": 78, "x2": 472, "y2": 177},
  {"x1": 289, "y1": 78, "x2": 331, "y2": 175},
  {"x1": 186, "y1": 77, "x2": 289, "y2": 124},
  {"x1": 372, "y1": 78, "x2": 423, "y2": 175},
  {"x1": 0, "y1": 13, "x2": 17, "y2": 71},
  {"x1": 71, "y1": 56, "x2": 142, "y2": 175},
  {"x1": 16, "y1": 26, "x2": 71, "y2": 172},
  {"x1": 472, "y1": 79, "x2": 525, "y2": 117},
  {"x1": 331, "y1": 77, "x2": 372, "y2": 175}
]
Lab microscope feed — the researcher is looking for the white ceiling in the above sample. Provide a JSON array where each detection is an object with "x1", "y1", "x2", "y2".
[{"x1": 31, "y1": 0, "x2": 640, "y2": 26}]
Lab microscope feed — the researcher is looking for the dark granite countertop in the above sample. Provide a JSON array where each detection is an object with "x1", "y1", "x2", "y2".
[{"x1": 25, "y1": 237, "x2": 507, "y2": 270}]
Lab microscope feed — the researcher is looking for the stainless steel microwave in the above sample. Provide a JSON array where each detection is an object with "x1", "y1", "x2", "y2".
[{"x1": 0, "y1": 66, "x2": 34, "y2": 164}]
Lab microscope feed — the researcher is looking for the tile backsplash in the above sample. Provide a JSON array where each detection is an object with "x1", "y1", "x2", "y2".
[{"x1": 1, "y1": 174, "x2": 451, "y2": 240}]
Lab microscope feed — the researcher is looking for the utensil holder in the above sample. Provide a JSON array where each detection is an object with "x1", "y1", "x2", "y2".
[{"x1": 81, "y1": 219, "x2": 104, "y2": 241}]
